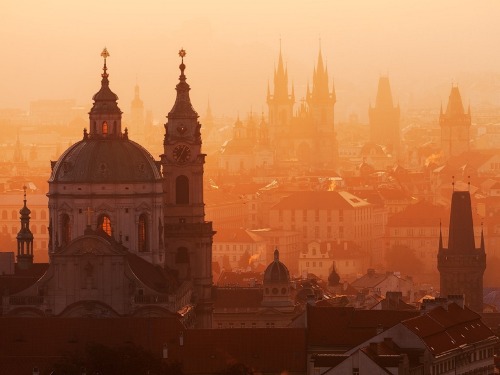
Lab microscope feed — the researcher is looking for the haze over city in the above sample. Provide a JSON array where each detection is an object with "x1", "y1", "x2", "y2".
[
  {"x1": 2, "y1": 0, "x2": 500, "y2": 121},
  {"x1": 1, "y1": 1, "x2": 500, "y2": 374}
]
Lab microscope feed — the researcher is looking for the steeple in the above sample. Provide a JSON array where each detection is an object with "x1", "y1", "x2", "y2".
[
  {"x1": 374, "y1": 76, "x2": 395, "y2": 109},
  {"x1": 271, "y1": 48, "x2": 291, "y2": 102},
  {"x1": 439, "y1": 85, "x2": 471, "y2": 157},
  {"x1": 310, "y1": 48, "x2": 334, "y2": 104},
  {"x1": 13, "y1": 130, "x2": 23, "y2": 163},
  {"x1": 88, "y1": 48, "x2": 123, "y2": 138},
  {"x1": 447, "y1": 191, "x2": 475, "y2": 252},
  {"x1": 168, "y1": 49, "x2": 199, "y2": 120},
  {"x1": 437, "y1": 189, "x2": 486, "y2": 312},
  {"x1": 16, "y1": 186, "x2": 34, "y2": 270}
]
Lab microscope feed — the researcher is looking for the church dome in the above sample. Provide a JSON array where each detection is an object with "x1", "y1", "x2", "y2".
[
  {"x1": 263, "y1": 249, "x2": 290, "y2": 284},
  {"x1": 49, "y1": 138, "x2": 161, "y2": 183}
]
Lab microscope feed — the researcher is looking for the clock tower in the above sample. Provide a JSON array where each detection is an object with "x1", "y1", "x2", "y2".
[{"x1": 161, "y1": 50, "x2": 214, "y2": 328}]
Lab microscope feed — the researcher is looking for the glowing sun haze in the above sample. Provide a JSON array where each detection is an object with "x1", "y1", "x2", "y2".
[{"x1": 1, "y1": 0, "x2": 499, "y2": 122}]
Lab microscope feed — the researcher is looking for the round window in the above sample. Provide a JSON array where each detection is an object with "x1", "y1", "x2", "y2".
[{"x1": 272, "y1": 288, "x2": 279, "y2": 295}]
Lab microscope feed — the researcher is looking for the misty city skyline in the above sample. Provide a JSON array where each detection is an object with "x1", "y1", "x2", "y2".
[{"x1": 2, "y1": 0, "x2": 500, "y2": 123}]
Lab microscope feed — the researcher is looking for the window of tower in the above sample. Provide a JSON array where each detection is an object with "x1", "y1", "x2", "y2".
[
  {"x1": 11, "y1": 210, "x2": 16, "y2": 220},
  {"x1": 102, "y1": 121, "x2": 108, "y2": 135},
  {"x1": 61, "y1": 214, "x2": 71, "y2": 246},
  {"x1": 98, "y1": 214, "x2": 112, "y2": 236},
  {"x1": 138, "y1": 214, "x2": 148, "y2": 252},
  {"x1": 176, "y1": 175, "x2": 189, "y2": 204},
  {"x1": 175, "y1": 247, "x2": 189, "y2": 264},
  {"x1": 1, "y1": 211, "x2": 6, "y2": 220}
]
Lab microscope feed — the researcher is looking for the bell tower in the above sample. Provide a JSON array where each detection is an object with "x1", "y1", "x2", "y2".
[
  {"x1": 161, "y1": 49, "x2": 214, "y2": 328},
  {"x1": 437, "y1": 190, "x2": 485, "y2": 312}
]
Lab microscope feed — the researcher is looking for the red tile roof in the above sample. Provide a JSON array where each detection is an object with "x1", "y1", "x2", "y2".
[
  {"x1": 271, "y1": 191, "x2": 370, "y2": 210},
  {"x1": 213, "y1": 287, "x2": 263, "y2": 309},
  {"x1": 307, "y1": 305, "x2": 419, "y2": 350},
  {"x1": 402, "y1": 303, "x2": 498, "y2": 356},
  {"x1": 387, "y1": 200, "x2": 449, "y2": 227}
]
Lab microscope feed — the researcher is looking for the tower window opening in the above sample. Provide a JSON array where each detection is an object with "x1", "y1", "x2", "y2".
[
  {"x1": 176, "y1": 175, "x2": 189, "y2": 204},
  {"x1": 102, "y1": 121, "x2": 108, "y2": 135},
  {"x1": 138, "y1": 214, "x2": 148, "y2": 252},
  {"x1": 98, "y1": 214, "x2": 112, "y2": 236}
]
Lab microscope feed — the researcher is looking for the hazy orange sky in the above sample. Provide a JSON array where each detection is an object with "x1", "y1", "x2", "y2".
[{"x1": 1, "y1": 0, "x2": 500, "y2": 123}]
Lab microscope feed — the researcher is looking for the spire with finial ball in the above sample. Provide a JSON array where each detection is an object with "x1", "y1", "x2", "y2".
[
  {"x1": 101, "y1": 47, "x2": 110, "y2": 77},
  {"x1": 178, "y1": 48, "x2": 186, "y2": 76}
]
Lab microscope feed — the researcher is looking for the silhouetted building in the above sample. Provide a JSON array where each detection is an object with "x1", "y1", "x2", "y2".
[
  {"x1": 267, "y1": 48, "x2": 338, "y2": 168},
  {"x1": 3, "y1": 49, "x2": 213, "y2": 327},
  {"x1": 438, "y1": 190, "x2": 486, "y2": 312},
  {"x1": 369, "y1": 76, "x2": 400, "y2": 157},
  {"x1": 440, "y1": 86, "x2": 471, "y2": 158}
]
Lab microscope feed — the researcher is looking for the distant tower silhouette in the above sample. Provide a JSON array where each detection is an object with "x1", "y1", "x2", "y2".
[
  {"x1": 306, "y1": 48, "x2": 338, "y2": 166},
  {"x1": 440, "y1": 86, "x2": 471, "y2": 158},
  {"x1": 13, "y1": 131, "x2": 23, "y2": 163},
  {"x1": 16, "y1": 186, "x2": 34, "y2": 270},
  {"x1": 369, "y1": 76, "x2": 400, "y2": 156},
  {"x1": 437, "y1": 190, "x2": 485, "y2": 312},
  {"x1": 130, "y1": 84, "x2": 145, "y2": 143},
  {"x1": 267, "y1": 47, "x2": 294, "y2": 141}
]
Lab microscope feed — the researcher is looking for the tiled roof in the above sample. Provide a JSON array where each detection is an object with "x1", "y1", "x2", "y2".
[
  {"x1": 216, "y1": 270, "x2": 263, "y2": 287},
  {"x1": 351, "y1": 271, "x2": 388, "y2": 289},
  {"x1": 0, "y1": 263, "x2": 49, "y2": 301},
  {"x1": 271, "y1": 191, "x2": 370, "y2": 210},
  {"x1": 213, "y1": 228, "x2": 264, "y2": 243},
  {"x1": 402, "y1": 303, "x2": 497, "y2": 356},
  {"x1": 307, "y1": 305, "x2": 419, "y2": 350}
]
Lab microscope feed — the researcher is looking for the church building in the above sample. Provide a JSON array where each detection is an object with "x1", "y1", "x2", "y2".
[{"x1": 1, "y1": 49, "x2": 214, "y2": 328}]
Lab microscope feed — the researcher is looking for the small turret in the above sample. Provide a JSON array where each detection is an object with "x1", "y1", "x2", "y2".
[{"x1": 16, "y1": 186, "x2": 34, "y2": 270}]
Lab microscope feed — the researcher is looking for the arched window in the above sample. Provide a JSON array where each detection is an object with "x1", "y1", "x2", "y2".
[
  {"x1": 1, "y1": 211, "x2": 7, "y2": 220},
  {"x1": 11, "y1": 210, "x2": 16, "y2": 220},
  {"x1": 41, "y1": 210, "x2": 47, "y2": 220},
  {"x1": 102, "y1": 121, "x2": 108, "y2": 135},
  {"x1": 61, "y1": 214, "x2": 71, "y2": 246},
  {"x1": 98, "y1": 214, "x2": 112, "y2": 236},
  {"x1": 176, "y1": 175, "x2": 189, "y2": 204},
  {"x1": 175, "y1": 247, "x2": 189, "y2": 264},
  {"x1": 138, "y1": 214, "x2": 148, "y2": 252}
]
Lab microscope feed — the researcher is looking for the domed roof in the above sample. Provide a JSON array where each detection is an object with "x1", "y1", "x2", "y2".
[
  {"x1": 263, "y1": 249, "x2": 290, "y2": 284},
  {"x1": 49, "y1": 138, "x2": 161, "y2": 183}
]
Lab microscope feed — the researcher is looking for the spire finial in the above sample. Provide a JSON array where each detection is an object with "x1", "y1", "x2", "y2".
[
  {"x1": 101, "y1": 47, "x2": 110, "y2": 77},
  {"x1": 23, "y1": 185, "x2": 27, "y2": 205},
  {"x1": 468, "y1": 175, "x2": 471, "y2": 191},
  {"x1": 452, "y1": 175, "x2": 455, "y2": 191},
  {"x1": 178, "y1": 48, "x2": 187, "y2": 78}
]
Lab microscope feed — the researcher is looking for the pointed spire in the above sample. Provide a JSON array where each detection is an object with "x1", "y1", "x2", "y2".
[
  {"x1": 274, "y1": 248, "x2": 279, "y2": 261},
  {"x1": 167, "y1": 49, "x2": 198, "y2": 120}
]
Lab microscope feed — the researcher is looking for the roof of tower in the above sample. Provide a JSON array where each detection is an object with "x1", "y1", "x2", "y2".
[
  {"x1": 447, "y1": 190, "x2": 476, "y2": 252},
  {"x1": 90, "y1": 48, "x2": 121, "y2": 115},
  {"x1": 19, "y1": 186, "x2": 31, "y2": 217},
  {"x1": 263, "y1": 249, "x2": 290, "y2": 284},
  {"x1": 131, "y1": 84, "x2": 144, "y2": 108},
  {"x1": 167, "y1": 49, "x2": 198, "y2": 120},
  {"x1": 445, "y1": 86, "x2": 465, "y2": 117},
  {"x1": 49, "y1": 49, "x2": 161, "y2": 184},
  {"x1": 374, "y1": 76, "x2": 395, "y2": 109}
]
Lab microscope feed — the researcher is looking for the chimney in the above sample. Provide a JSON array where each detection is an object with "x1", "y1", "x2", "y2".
[
  {"x1": 383, "y1": 337, "x2": 394, "y2": 349},
  {"x1": 33, "y1": 368, "x2": 40, "y2": 375},
  {"x1": 163, "y1": 343, "x2": 168, "y2": 359},
  {"x1": 367, "y1": 268, "x2": 375, "y2": 277},
  {"x1": 179, "y1": 331, "x2": 184, "y2": 346},
  {"x1": 369, "y1": 342, "x2": 378, "y2": 354}
]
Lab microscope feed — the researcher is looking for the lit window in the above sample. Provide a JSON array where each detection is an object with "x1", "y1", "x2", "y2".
[
  {"x1": 102, "y1": 121, "x2": 108, "y2": 135},
  {"x1": 138, "y1": 214, "x2": 148, "y2": 252},
  {"x1": 98, "y1": 215, "x2": 112, "y2": 236}
]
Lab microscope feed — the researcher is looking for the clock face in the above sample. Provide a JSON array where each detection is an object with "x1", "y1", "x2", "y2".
[{"x1": 173, "y1": 144, "x2": 191, "y2": 163}]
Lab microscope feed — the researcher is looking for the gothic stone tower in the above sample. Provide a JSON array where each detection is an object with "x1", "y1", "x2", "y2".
[
  {"x1": 437, "y1": 191, "x2": 485, "y2": 312},
  {"x1": 369, "y1": 76, "x2": 400, "y2": 157},
  {"x1": 162, "y1": 50, "x2": 214, "y2": 328},
  {"x1": 440, "y1": 86, "x2": 471, "y2": 158},
  {"x1": 267, "y1": 48, "x2": 294, "y2": 146},
  {"x1": 306, "y1": 49, "x2": 338, "y2": 166}
]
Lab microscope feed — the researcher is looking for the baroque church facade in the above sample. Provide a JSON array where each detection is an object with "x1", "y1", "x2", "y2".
[{"x1": 2, "y1": 49, "x2": 214, "y2": 328}]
